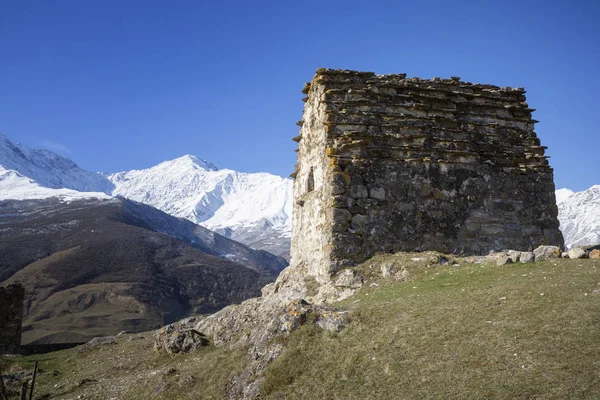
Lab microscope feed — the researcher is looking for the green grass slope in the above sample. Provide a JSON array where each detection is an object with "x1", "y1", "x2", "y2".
[{"x1": 3, "y1": 255, "x2": 600, "y2": 399}]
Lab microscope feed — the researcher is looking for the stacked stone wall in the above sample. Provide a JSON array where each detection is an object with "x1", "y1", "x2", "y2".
[
  {"x1": 291, "y1": 69, "x2": 564, "y2": 275},
  {"x1": 0, "y1": 283, "x2": 24, "y2": 354}
]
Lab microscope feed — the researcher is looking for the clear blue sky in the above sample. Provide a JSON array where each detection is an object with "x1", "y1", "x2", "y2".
[{"x1": 0, "y1": 0, "x2": 598, "y2": 191}]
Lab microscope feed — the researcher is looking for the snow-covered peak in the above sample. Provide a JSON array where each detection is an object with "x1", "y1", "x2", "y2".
[
  {"x1": 555, "y1": 188, "x2": 575, "y2": 204},
  {"x1": 109, "y1": 154, "x2": 219, "y2": 181},
  {"x1": 0, "y1": 166, "x2": 112, "y2": 202},
  {"x1": 557, "y1": 185, "x2": 600, "y2": 248},
  {"x1": 156, "y1": 154, "x2": 219, "y2": 172},
  {"x1": 107, "y1": 155, "x2": 293, "y2": 257},
  {"x1": 0, "y1": 134, "x2": 113, "y2": 193},
  {"x1": 181, "y1": 154, "x2": 219, "y2": 171},
  {"x1": 107, "y1": 157, "x2": 292, "y2": 228}
]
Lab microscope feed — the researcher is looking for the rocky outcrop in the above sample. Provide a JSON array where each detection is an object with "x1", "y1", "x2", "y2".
[{"x1": 151, "y1": 261, "x2": 359, "y2": 399}]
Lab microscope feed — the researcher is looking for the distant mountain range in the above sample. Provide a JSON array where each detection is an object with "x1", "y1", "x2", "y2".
[
  {"x1": 556, "y1": 185, "x2": 600, "y2": 249},
  {"x1": 0, "y1": 133, "x2": 293, "y2": 259}
]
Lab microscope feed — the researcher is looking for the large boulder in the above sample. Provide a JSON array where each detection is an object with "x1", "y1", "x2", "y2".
[{"x1": 533, "y1": 245, "x2": 561, "y2": 261}]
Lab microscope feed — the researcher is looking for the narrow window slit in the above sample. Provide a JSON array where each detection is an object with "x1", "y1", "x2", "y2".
[{"x1": 307, "y1": 167, "x2": 314, "y2": 193}]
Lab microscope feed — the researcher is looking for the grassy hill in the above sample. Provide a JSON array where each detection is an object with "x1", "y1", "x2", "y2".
[{"x1": 3, "y1": 254, "x2": 600, "y2": 399}]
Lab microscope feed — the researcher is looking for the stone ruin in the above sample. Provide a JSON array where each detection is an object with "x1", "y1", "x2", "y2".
[
  {"x1": 291, "y1": 69, "x2": 563, "y2": 280},
  {"x1": 0, "y1": 284, "x2": 24, "y2": 354},
  {"x1": 156, "y1": 69, "x2": 565, "y2": 399}
]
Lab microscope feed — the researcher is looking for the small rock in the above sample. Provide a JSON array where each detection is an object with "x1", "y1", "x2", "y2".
[
  {"x1": 496, "y1": 256, "x2": 512, "y2": 266},
  {"x1": 590, "y1": 249, "x2": 600, "y2": 260},
  {"x1": 567, "y1": 247, "x2": 588, "y2": 259},
  {"x1": 334, "y1": 269, "x2": 364, "y2": 289},
  {"x1": 507, "y1": 250, "x2": 521, "y2": 263},
  {"x1": 78, "y1": 336, "x2": 116, "y2": 353},
  {"x1": 179, "y1": 375, "x2": 196, "y2": 386},
  {"x1": 279, "y1": 299, "x2": 349, "y2": 333},
  {"x1": 154, "y1": 325, "x2": 210, "y2": 355},
  {"x1": 533, "y1": 245, "x2": 561, "y2": 261},
  {"x1": 394, "y1": 269, "x2": 410, "y2": 282},
  {"x1": 380, "y1": 264, "x2": 393, "y2": 278},
  {"x1": 78, "y1": 378, "x2": 98, "y2": 387},
  {"x1": 279, "y1": 299, "x2": 311, "y2": 333},
  {"x1": 314, "y1": 309, "x2": 349, "y2": 332},
  {"x1": 519, "y1": 252, "x2": 535, "y2": 263}
]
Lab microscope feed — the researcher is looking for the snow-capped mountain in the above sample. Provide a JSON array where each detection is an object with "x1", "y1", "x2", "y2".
[
  {"x1": 0, "y1": 166, "x2": 111, "y2": 202},
  {"x1": 0, "y1": 133, "x2": 113, "y2": 192},
  {"x1": 555, "y1": 188, "x2": 575, "y2": 204},
  {"x1": 0, "y1": 134, "x2": 292, "y2": 258},
  {"x1": 557, "y1": 185, "x2": 600, "y2": 249},
  {"x1": 106, "y1": 155, "x2": 293, "y2": 258}
]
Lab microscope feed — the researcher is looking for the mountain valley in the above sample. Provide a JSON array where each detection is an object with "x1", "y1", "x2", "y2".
[{"x1": 0, "y1": 197, "x2": 285, "y2": 345}]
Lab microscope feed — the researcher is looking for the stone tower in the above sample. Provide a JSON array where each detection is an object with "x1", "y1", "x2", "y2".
[
  {"x1": 0, "y1": 283, "x2": 25, "y2": 354},
  {"x1": 290, "y1": 69, "x2": 563, "y2": 281}
]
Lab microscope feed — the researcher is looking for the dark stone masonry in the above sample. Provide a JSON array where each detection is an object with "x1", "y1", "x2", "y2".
[
  {"x1": 0, "y1": 283, "x2": 25, "y2": 354},
  {"x1": 290, "y1": 69, "x2": 564, "y2": 278}
]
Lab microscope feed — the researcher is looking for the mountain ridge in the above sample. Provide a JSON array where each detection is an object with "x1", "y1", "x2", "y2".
[
  {"x1": 0, "y1": 133, "x2": 114, "y2": 193},
  {"x1": 0, "y1": 134, "x2": 292, "y2": 257}
]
